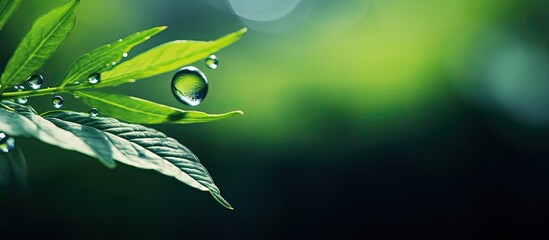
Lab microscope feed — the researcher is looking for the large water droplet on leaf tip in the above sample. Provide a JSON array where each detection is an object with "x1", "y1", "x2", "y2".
[
  {"x1": 88, "y1": 73, "x2": 100, "y2": 84},
  {"x1": 205, "y1": 55, "x2": 219, "y2": 69},
  {"x1": 89, "y1": 108, "x2": 99, "y2": 117},
  {"x1": 171, "y1": 66, "x2": 209, "y2": 106},
  {"x1": 52, "y1": 96, "x2": 64, "y2": 109},
  {"x1": 0, "y1": 132, "x2": 15, "y2": 153},
  {"x1": 27, "y1": 74, "x2": 44, "y2": 90}
]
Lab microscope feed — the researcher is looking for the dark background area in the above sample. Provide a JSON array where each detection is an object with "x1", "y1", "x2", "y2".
[{"x1": 2, "y1": 0, "x2": 549, "y2": 239}]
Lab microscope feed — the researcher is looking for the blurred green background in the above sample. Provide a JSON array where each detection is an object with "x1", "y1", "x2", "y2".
[{"x1": 2, "y1": 0, "x2": 549, "y2": 238}]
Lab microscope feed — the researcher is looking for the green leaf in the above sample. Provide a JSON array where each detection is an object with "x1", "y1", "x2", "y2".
[
  {"x1": 42, "y1": 110, "x2": 232, "y2": 209},
  {"x1": 73, "y1": 90, "x2": 243, "y2": 124},
  {"x1": 0, "y1": 0, "x2": 21, "y2": 31},
  {"x1": 0, "y1": 101, "x2": 116, "y2": 168},
  {"x1": 97, "y1": 27, "x2": 247, "y2": 87},
  {"x1": 0, "y1": 0, "x2": 78, "y2": 89},
  {"x1": 61, "y1": 26, "x2": 167, "y2": 86},
  {"x1": 0, "y1": 101, "x2": 231, "y2": 209}
]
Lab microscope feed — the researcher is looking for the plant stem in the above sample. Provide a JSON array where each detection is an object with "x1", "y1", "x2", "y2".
[{"x1": 0, "y1": 85, "x2": 81, "y2": 100}]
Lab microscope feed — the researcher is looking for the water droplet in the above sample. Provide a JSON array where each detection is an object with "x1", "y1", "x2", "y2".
[
  {"x1": 111, "y1": 61, "x2": 117, "y2": 66},
  {"x1": 88, "y1": 73, "x2": 100, "y2": 84},
  {"x1": 15, "y1": 85, "x2": 27, "y2": 104},
  {"x1": 52, "y1": 96, "x2": 64, "y2": 109},
  {"x1": 205, "y1": 55, "x2": 219, "y2": 69},
  {"x1": 17, "y1": 97, "x2": 28, "y2": 104},
  {"x1": 26, "y1": 74, "x2": 44, "y2": 90},
  {"x1": 89, "y1": 108, "x2": 99, "y2": 117},
  {"x1": 122, "y1": 52, "x2": 128, "y2": 58},
  {"x1": 171, "y1": 66, "x2": 209, "y2": 106},
  {"x1": 0, "y1": 132, "x2": 15, "y2": 153}
]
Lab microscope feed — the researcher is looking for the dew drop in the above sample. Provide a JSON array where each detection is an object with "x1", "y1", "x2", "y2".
[
  {"x1": 88, "y1": 73, "x2": 100, "y2": 84},
  {"x1": 89, "y1": 108, "x2": 99, "y2": 117},
  {"x1": 0, "y1": 132, "x2": 15, "y2": 153},
  {"x1": 27, "y1": 74, "x2": 44, "y2": 89},
  {"x1": 17, "y1": 97, "x2": 28, "y2": 104},
  {"x1": 123, "y1": 52, "x2": 128, "y2": 58},
  {"x1": 111, "y1": 61, "x2": 117, "y2": 66},
  {"x1": 171, "y1": 66, "x2": 209, "y2": 106},
  {"x1": 205, "y1": 55, "x2": 219, "y2": 69},
  {"x1": 15, "y1": 85, "x2": 27, "y2": 104},
  {"x1": 52, "y1": 96, "x2": 64, "y2": 109}
]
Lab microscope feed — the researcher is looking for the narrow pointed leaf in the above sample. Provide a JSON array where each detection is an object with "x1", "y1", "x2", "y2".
[
  {"x1": 43, "y1": 110, "x2": 232, "y2": 209},
  {"x1": 0, "y1": 101, "x2": 116, "y2": 168},
  {"x1": 98, "y1": 28, "x2": 247, "y2": 87},
  {"x1": 0, "y1": 0, "x2": 21, "y2": 31},
  {"x1": 74, "y1": 90, "x2": 243, "y2": 124},
  {"x1": 62, "y1": 26, "x2": 167, "y2": 86},
  {"x1": 0, "y1": 0, "x2": 78, "y2": 89}
]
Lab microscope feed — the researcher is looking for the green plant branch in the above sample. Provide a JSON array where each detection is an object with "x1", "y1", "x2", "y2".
[{"x1": 0, "y1": 84, "x2": 83, "y2": 100}]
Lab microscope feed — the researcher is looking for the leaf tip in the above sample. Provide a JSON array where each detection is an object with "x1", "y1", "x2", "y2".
[
  {"x1": 238, "y1": 27, "x2": 248, "y2": 35},
  {"x1": 102, "y1": 160, "x2": 117, "y2": 169},
  {"x1": 235, "y1": 110, "x2": 244, "y2": 116},
  {"x1": 160, "y1": 26, "x2": 168, "y2": 30},
  {"x1": 210, "y1": 191, "x2": 233, "y2": 210}
]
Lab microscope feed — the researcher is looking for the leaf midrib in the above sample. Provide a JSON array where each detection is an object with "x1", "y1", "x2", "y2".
[
  {"x1": 3, "y1": 4, "x2": 74, "y2": 86},
  {"x1": 45, "y1": 113, "x2": 209, "y2": 191},
  {"x1": 76, "y1": 91, "x2": 172, "y2": 120},
  {"x1": 103, "y1": 41, "x2": 188, "y2": 83}
]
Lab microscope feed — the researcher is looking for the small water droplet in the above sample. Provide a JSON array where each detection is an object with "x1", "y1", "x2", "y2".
[
  {"x1": 0, "y1": 132, "x2": 15, "y2": 153},
  {"x1": 89, "y1": 108, "x2": 99, "y2": 117},
  {"x1": 171, "y1": 66, "x2": 209, "y2": 106},
  {"x1": 205, "y1": 55, "x2": 219, "y2": 69},
  {"x1": 17, "y1": 97, "x2": 28, "y2": 104},
  {"x1": 117, "y1": 39, "x2": 123, "y2": 42},
  {"x1": 15, "y1": 85, "x2": 25, "y2": 91},
  {"x1": 26, "y1": 74, "x2": 44, "y2": 90},
  {"x1": 111, "y1": 61, "x2": 117, "y2": 66},
  {"x1": 52, "y1": 96, "x2": 64, "y2": 109},
  {"x1": 122, "y1": 52, "x2": 128, "y2": 58},
  {"x1": 88, "y1": 73, "x2": 100, "y2": 84}
]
